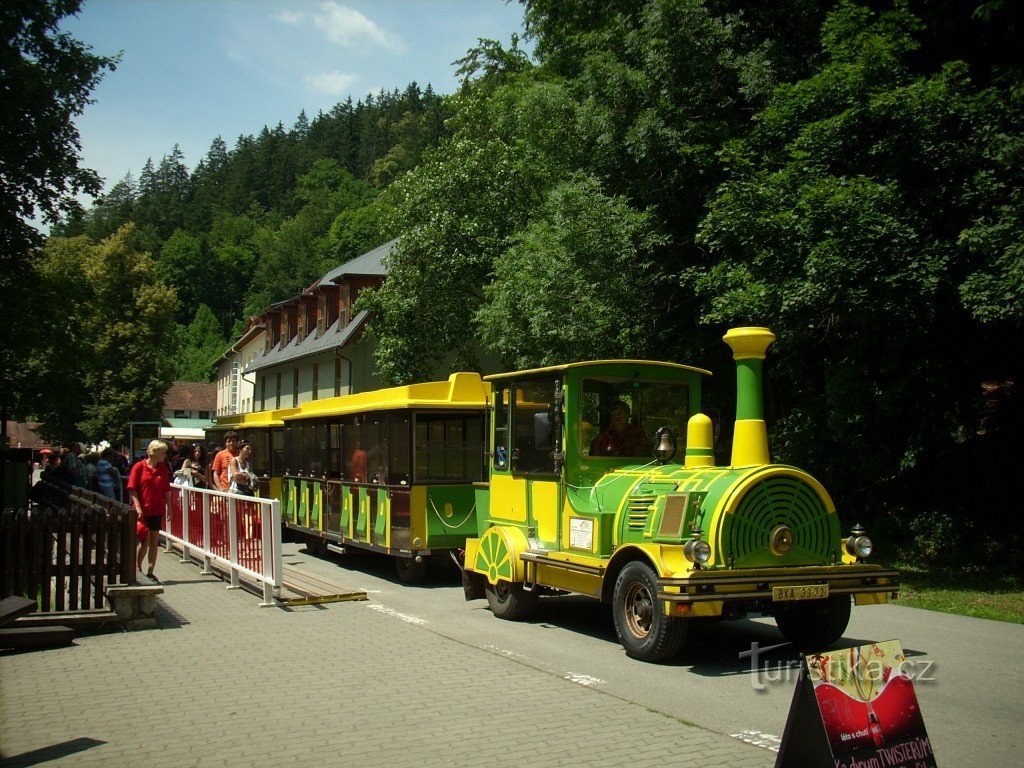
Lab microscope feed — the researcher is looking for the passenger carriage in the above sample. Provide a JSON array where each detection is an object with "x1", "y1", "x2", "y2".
[{"x1": 280, "y1": 373, "x2": 490, "y2": 582}]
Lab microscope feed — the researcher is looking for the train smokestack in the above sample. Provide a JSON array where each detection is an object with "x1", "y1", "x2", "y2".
[{"x1": 722, "y1": 327, "x2": 775, "y2": 467}]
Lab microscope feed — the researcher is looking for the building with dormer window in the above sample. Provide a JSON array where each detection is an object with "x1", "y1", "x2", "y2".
[{"x1": 214, "y1": 239, "x2": 394, "y2": 416}]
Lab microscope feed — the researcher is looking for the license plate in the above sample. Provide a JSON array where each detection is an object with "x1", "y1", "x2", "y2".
[{"x1": 773, "y1": 584, "x2": 829, "y2": 601}]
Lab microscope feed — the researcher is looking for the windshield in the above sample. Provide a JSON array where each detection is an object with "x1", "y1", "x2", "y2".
[{"x1": 580, "y1": 378, "x2": 690, "y2": 459}]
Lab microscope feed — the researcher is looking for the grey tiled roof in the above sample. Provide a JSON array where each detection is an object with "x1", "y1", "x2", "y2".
[
  {"x1": 320, "y1": 238, "x2": 395, "y2": 284},
  {"x1": 244, "y1": 310, "x2": 369, "y2": 374}
]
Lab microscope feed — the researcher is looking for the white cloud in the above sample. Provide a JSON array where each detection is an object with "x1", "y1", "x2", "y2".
[
  {"x1": 304, "y1": 70, "x2": 359, "y2": 95},
  {"x1": 313, "y1": 2, "x2": 404, "y2": 52},
  {"x1": 272, "y1": 10, "x2": 306, "y2": 26}
]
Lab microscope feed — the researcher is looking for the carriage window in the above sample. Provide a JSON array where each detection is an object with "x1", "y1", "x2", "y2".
[
  {"x1": 272, "y1": 428, "x2": 285, "y2": 476},
  {"x1": 414, "y1": 413, "x2": 485, "y2": 483},
  {"x1": 344, "y1": 418, "x2": 366, "y2": 482},
  {"x1": 363, "y1": 416, "x2": 385, "y2": 483},
  {"x1": 511, "y1": 378, "x2": 559, "y2": 474},
  {"x1": 328, "y1": 423, "x2": 343, "y2": 478},
  {"x1": 287, "y1": 422, "x2": 320, "y2": 475},
  {"x1": 580, "y1": 378, "x2": 690, "y2": 459},
  {"x1": 246, "y1": 429, "x2": 271, "y2": 477},
  {"x1": 388, "y1": 414, "x2": 411, "y2": 485}
]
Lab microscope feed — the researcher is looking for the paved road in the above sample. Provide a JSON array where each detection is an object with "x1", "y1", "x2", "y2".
[
  {"x1": 3, "y1": 541, "x2": 1019, "y2": 767},
  {"x1": 0, "y1": 547, "x2": 769, "y2": 768},
  {"x1": 289, "y1": 543, "x2": 1024, "y2": 768}
]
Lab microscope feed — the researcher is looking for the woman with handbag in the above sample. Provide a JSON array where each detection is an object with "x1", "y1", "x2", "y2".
[{"x1": 228, "y1": 441, "x2": 256, "y2": 497}]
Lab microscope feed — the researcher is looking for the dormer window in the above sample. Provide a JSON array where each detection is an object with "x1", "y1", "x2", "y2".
[
  {"x1": 317, "y1": 295, "x2": 327, "y2": 335},
  {"x1": 340, "y1": 284, "x2": 351, "y2": 328}
]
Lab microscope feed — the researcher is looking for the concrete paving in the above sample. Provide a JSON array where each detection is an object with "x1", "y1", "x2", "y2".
[{"x1": 0, "y1": 549, "x2": 773, "y2": 767}]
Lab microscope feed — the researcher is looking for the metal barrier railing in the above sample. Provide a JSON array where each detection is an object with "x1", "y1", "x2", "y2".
[{"x1": 165, "y1": 486, "x2": 282, "y2": 606}]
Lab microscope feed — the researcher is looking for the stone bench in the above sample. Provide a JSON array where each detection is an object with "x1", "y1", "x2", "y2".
[{"x1": 105, "y1": 585, "x2": 164, "y2": 630}]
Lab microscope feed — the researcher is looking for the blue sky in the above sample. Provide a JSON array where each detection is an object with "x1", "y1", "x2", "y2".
[{"x1": 61, "y1": 0, "x2": 528, "y2": 197}]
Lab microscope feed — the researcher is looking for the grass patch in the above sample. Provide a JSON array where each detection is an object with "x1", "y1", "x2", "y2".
[{"x1": 892, "y1": 565, "x2": 1024, "y2": 624}]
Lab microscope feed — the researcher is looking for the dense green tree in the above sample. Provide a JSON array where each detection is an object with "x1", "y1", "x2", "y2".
[
  {"x1": 173, "y1": 304, "x2": 227, "y2": 382},
  {"x1": 29, "y1": 225, "x2": 177, "y2": 443},
  {"x1": 685, "y1": 3, "x2": 1023, "y2": 554},
  {"x1": 478, "y1": 175, "x2": 668, "y2": 367},
  {"x1": 359, "y1": 77, "x2": 590, "y2": 383},
  {"x1": 245, "y1": 160, "x2": 377, "y2": 314},
  {"x1": 157, "y1": 229, "x2": 214, "y2": 325},
  {"x1": 1, "y1": 0, "x2": 117, "y2": 428}
]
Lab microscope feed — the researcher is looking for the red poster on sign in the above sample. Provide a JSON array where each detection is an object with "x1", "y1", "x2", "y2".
[{"x1": 776, "y1": 640, "x2": 937, "y2": 768}]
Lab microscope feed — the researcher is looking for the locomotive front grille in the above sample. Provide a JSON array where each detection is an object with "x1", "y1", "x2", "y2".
[
  {"x1": 720, "y1": 477, "x2": 840, "y2": 568},
  {"x1": 628, "y1": 495, "x2": 655, "y2": 531}
]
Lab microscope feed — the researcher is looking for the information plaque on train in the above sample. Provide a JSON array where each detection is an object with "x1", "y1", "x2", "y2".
[{"x1": 775, "y1": 639, "x2": 937, "y2": 768}]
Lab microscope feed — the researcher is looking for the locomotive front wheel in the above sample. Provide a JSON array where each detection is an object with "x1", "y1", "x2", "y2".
[
  {"x1": 612, "y1": 562, "x2": 687, "y2": 662},
  {"x1": 774, "y1": 595, "x2": 852, "y2": 651},
  {"x1": 395, "y1": 556, "x2": 429, "y2": 584},
  {"x1": 485, "y1": 580, "x2": 538, "y2": 620}
]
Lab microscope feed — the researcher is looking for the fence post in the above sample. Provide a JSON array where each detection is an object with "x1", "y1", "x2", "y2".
[
  {"x1": 227, "y1": 494, "x2": 239, "y2": 589},
  {"x1": 201, "y1": 492, "x2": 213, "y2": 575},
  {"x1": 165, "y1": 488, "x2": 174, "y2": 553},
  {"x1": 124, "y1": 510, "x2": 137, "y2": 585},
  {"x1": 181, "y1": 487, "x2": 191, "y2": 563},
  {"x1": 258, "y1": 499, "x2": 281, "y2": 607}
]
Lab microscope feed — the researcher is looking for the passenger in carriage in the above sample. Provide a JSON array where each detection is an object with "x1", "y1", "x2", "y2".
[{"x1": 347, "y1": 438, "x2": 367, "y2": 483}]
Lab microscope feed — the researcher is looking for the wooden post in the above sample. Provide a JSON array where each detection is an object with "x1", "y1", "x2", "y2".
[
  {"x1": 56, "y1": 509, "x2": 67, "y2": 611},
  {"x1": 40, "y1": 508, "x2": 53, "y2": 611},
  {"x1": 69, "y1": 508, "x2": 81, "y2": 611}
]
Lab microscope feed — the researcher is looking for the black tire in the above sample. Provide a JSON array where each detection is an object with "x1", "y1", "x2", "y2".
[
  {"x1": 306, "y1": 534, "x2": 328, "y2": 556},
  {"x1": 485, "y1": 580, "x2": 538, "y2": 620},
  {"x1": 612, "y1": 561, "x2": 687, "y2": 662},
  {"x1": 395, "y1": 556, "x2": 429, "y2": 584},
  {"x1": 774, "y1": 595, "x2": 852, "y2": 651}
]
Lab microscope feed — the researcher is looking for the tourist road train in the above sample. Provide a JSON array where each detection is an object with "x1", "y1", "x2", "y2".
[{"x1": 207, "y1": 327, "x2": 899, "y2": 662}]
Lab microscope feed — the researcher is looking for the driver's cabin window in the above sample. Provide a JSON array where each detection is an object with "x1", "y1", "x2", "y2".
[
  {"x1": 580, "y1": 378, "x2": 690, "y2": 459},
  {"x1": 511, "y1": 378, "x2": 560, "y2": 474}
]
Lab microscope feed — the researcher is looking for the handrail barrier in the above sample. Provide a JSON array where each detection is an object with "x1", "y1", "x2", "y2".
[{"x1": 166, "y1": 486, "x2": 282, "y2": 606}]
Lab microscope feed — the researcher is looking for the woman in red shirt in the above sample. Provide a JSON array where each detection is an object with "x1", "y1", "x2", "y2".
[{"x1": 128, "y1": 439, "x2": 171, "y2": 582}]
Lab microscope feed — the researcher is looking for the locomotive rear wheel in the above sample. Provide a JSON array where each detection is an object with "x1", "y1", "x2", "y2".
[
  {"x1": 613, "y1": 562, "x2": 687, "y2": 662},
  {"x1": 774, "y1": 595, "x2": 852, "y2": 651},
  {"x1": 395, "y1": 556, "x2": 429, "y2": 584},
  {"x1": 485, "y1": 580, "x2": 538, "y2": 620}
]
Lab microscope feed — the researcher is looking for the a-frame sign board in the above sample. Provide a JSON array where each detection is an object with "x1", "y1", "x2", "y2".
[{"x1": 775, "y1": 639, "x2": 937, "y2": 768}]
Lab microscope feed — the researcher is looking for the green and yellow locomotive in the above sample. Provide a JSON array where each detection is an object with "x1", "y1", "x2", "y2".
[{"x1": 463, "y1": 327, "x2": 899, "y2": 661}]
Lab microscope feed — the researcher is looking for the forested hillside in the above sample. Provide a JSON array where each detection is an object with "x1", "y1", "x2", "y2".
[
  {"x1": 51, "y1": 85, "x2": 449, "y2": 381},
  {"x1": 11, "y1": 0, "x2": 1023, "y2": 567}
]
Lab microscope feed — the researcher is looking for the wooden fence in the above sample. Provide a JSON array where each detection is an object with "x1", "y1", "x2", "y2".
[{"x1": 0, "y1": 479, "x2": 137, "y2": 612}]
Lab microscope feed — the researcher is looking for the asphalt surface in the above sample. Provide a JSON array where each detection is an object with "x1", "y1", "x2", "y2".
[{"x1": 288, "y1": 542, "x2": 1024, "y2": 768}]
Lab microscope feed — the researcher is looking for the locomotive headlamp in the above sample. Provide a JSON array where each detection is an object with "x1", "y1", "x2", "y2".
[
  {"x1": 684, "y1": 528, "x2": 711, "y2": 565},
  {"x1": 843, "y1": 524, "x2": 873, "y2": 561}
]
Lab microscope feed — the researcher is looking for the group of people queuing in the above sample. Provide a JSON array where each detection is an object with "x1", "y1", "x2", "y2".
[
  {"x1": 34, "y1": 434, "x2": 260, "y2": 582},
  {"x1": 37, "y1": 442, "x2": 131, "y2": 502}
]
